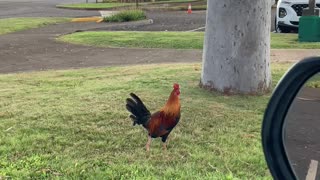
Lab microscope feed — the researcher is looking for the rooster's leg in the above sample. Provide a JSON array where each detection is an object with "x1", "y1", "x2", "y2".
[
  {"x1": 161, "y1": 134, "x2": 169, "y2": 151},
  {"x1": 146, "y1": 135, "x2": 152, "y2": 152},
  {"x1": 162, "y1": 142, "x2": 167, "y2": 151}
]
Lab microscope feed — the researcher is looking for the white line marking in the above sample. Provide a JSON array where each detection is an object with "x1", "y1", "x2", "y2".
[
  {"x1": 297, "y1": 97, "x2": 320, "y2": 101},
  {"x1": 306, "y1": 160, "x2": 318, "y2": 180},
  {"x1": 186, "y1": 26, "x2": 205, "y2": 32}
]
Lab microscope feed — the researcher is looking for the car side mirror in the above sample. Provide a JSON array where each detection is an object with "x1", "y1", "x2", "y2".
[{"x1": 262, "y1": 57, "x2": 320, "y2": 180}]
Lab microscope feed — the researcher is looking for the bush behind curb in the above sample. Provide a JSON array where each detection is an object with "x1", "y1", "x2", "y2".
[{"x1": 104, "y1": 9, "x2": 146, "y2": 22}]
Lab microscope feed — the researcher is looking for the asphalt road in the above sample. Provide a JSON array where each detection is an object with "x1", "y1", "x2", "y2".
[
  {"x1": 0, "y1": 0, "x2": 99, "y2": 18},
  {"x1": 285, "y1": 86, "x2": 320, "y2": 180}
]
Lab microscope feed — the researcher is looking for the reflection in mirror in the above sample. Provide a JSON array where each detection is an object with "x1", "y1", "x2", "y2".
[{"x1": 284, "y1": 73, "x2": 320, "y2": 180}]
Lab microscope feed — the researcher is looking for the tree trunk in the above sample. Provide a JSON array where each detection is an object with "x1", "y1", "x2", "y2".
[{"x1": 200, "y1": 0, "x2": 272, "y2": 95}]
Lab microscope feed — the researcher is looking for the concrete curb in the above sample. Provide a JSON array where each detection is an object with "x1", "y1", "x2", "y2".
[{"x1": 112, "y1": 19, "x2": 154, "y2": 27}]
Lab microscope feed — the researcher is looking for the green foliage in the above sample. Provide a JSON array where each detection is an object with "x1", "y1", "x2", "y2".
[
  {"x1": 271, "y1": 33, "x2": 320, "y2": 49},
  {"x1": 0, "y1": 18, "x2": 70, "y2": 35},
  {"x1": 0, "y1": 63, "x2": 291, "y2": 179},
  {"x1": 104, "y1": 10, "x2": 146, "y2": 22},
  {"x1": 59, "y1": 31, "x2": 320, "y2": 49},
  {"x1": 305, "y1": 74, "x2": 320, "y2": 88},
  {"x1": 59, "y1": 31, "x2": 203, "y2": 49}
]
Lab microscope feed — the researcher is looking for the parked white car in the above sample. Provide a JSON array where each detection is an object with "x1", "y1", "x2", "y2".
[{"x1": 276, "y1": 0, "x2": 320, "y2": 33}]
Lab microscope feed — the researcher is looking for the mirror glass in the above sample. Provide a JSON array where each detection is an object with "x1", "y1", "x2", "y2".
[{"x1": 284, "y1": 73, "x2": 320, "y2": 180}]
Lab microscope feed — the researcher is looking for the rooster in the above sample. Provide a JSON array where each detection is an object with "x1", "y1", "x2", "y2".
[{"x1": 126, "y1": 83, "x2": 181, "y2": 151}]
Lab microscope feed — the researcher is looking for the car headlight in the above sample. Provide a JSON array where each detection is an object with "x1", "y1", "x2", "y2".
[{"x1": 279, "y1": 8, "x2": 287, "y2": 18}]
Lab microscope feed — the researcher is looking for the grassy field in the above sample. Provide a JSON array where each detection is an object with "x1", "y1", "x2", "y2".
[
  {"x1": 0, "y1": 18, "x2": 70, "y2": 35},
  {"x1": 306, "y1": 73, "x2": 320, "y2": 88},
  {"x1": 59, "y1": 31, "x2": 320, "y2": 49},
  {"x1": 272, "y1": 33, "x2": 320, "y2": 49},
  {"x1": 0, "y1": 63, "x2": 292, "y2": 179}
]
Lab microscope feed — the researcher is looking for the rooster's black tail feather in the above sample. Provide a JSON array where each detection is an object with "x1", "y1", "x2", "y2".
[{"x1": 126, "y1": 93, "x2": 151, "y2": 126}]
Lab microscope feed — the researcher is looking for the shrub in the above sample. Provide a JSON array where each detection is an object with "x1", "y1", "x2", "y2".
[{"x1": 104, "y1": 9, "x2": 146, "y2": 22}]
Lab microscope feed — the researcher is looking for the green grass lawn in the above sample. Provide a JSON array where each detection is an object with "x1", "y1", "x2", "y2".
[
  {"x1": 0, "y1": 18, "x2": 70, "y2": 35},
  {"x1": 59, "y1": 31, "x2": 320, "y2": 49},
  {"x1": 0, "y1": 63, "x2": 292, "y2": 179},
  {"x1": 59, "y1": 31, "x2": 204, "y2": 49},
  {"x1": 272, "y1": 33, "x2": 320, "y2": 49},
  {"x1": 306, "y1": 73, "x2": 320, "y2": 88}
]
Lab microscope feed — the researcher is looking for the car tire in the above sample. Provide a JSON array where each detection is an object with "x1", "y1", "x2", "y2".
[
  {"x1": 275, "y1": 17, "x2": 292, "y2": 33},
  {"x1": 279, "y1": 26, "x2": 291, "y2": 33},
  {"x1": 275, "y1": 17, "x2": 281, "y2": 33}
]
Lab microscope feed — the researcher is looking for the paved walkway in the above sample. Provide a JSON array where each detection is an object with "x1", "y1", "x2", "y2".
[{"x1": 271, "y1": 49, "x2": 320, "y2": 62}]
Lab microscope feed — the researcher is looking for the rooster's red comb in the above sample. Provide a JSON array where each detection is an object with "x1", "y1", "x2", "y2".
[{"x1": 173, "y1": 83, "x2": 180, "y2": 89}]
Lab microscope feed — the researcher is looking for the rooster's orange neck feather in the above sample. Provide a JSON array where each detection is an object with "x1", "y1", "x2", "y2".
[{"x1": 161, "y1": 89, "x2": 180, "y2": 117}]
